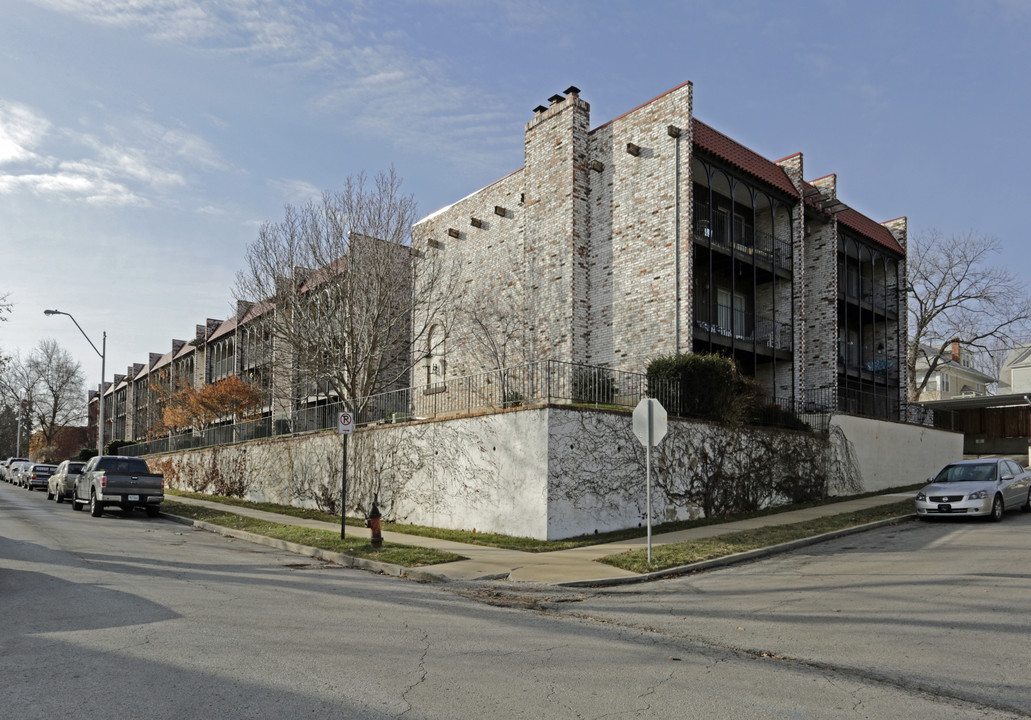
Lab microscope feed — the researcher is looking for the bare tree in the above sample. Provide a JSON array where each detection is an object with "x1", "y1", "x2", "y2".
[
  {"x1": 27, "y1": 339, "x2": 86, "y2": 459},
  {"x1": 464, "y1": 274, "x2": 532, "y2": 372},
  {"x1": 907, "y1": 230, "x2": 1031, "y2": 400},
  {"x1": 235, "y1": 168, "x2": 460, "y2": 413},
  {"x1": 0, "y1": 339, "x2": 86, "y2": 461}
]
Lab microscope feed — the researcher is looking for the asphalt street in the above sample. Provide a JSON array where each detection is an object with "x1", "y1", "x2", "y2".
[{"x1": 2, "y1": 481, "x2": 1029, "y2": 719}]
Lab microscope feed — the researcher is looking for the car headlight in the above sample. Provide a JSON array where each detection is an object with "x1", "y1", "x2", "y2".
[
  {"x1": 967, "y1": 490, "x2": 988, "y2": 500},
  {"x1": 916, "y1": 491, "x2": 927, "y2": 502}
]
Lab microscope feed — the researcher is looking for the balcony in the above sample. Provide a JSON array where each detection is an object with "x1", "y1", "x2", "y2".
[
  {"x1": 693, "y1": 201, "x2": 792, "y2": 273},
  {"x1": 694, "y1": 302, "x2": 793, "y2": 353}
]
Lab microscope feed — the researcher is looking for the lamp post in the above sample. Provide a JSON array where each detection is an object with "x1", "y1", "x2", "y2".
[
  {"x1": 15, "y1": 394, "x2": 25, "y2": 457},
  {"x1": 44, "y1": 309, "x2": 106, "y2": 456}
]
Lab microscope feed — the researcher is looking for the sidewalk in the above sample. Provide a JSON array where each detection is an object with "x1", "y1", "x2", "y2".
[{"x1": 164, "y1": 493, "x2": 915, "y2": 587}]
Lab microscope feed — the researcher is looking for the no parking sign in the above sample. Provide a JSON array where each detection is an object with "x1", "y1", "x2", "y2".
[{"x1": 337, "y1": 412, "x2": 354, "y2": 435}]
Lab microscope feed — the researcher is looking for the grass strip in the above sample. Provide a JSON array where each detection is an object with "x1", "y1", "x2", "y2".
[
  {"x1": 599, "y1": 500, "x2": 914, "y2": 573},
  {"x1": 162, "y1": 500, "x2": 464, "y2": 568},
  {"x1": 166, "y1": 489, "x2": 366, "y2": 525},
  {"x1": 166, "y1": 487, "x2": 920, "y2": 553}
]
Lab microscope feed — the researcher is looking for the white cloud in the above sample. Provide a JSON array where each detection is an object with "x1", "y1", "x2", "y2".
[
  {"x1": 29, "y1": 0, "x2": 343, "y2": 63},
  {"x1": 268, "y1": 177, "x2": 321, "y2": 206},
  {"x1": 0, "y1": 170, "x2": 145, "y2": 205},
  {"x1": 27, "y1": 1, "x2": 523, "y2": 176},
  {"x1": 0, "y1": 97, "x2": 233, "y2": 206},
  {"x1": 0, "y1": 101, "x2": 51, "y2": 165}
]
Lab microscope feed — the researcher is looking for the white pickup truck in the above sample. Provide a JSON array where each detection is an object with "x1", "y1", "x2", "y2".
[{"x1": 72, "y1": 455, "x2": 164, "y2": 518}]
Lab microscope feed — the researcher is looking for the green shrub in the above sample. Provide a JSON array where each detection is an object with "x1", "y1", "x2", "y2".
[
  {"x1": 750, "y1": 403, "x2": 811, "y2": 431},
  {"x1": 105, "y1": 439, "x2": 133, "y2": 456},
  {"x1": 647, "y1": 353, "x2": 764, "y2": 423}
]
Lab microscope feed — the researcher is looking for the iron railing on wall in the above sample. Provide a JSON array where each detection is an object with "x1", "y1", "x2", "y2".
[{"x1": 119, "y1": 360, "x2": 899, "y2": 456}]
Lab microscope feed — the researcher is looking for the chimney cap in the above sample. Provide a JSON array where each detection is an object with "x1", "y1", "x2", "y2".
[
  {"x1": 564, "y1": 85, "x2": 581, "y2": 96},
  {"x1": 548, "y1": 94, "x2": 564, "y2": 104},
  {"x1": 532, "y1": 104, "x2": 547, "y2": 114}
]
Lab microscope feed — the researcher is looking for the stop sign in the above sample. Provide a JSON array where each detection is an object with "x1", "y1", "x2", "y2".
[{"x1": 632, "y1": 398, "x2": 667, "y2": 447}]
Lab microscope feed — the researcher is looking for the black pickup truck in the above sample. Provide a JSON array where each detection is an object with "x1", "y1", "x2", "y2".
[{"x1": 72, "y1": 455, "x2": 164, "y2": 518}]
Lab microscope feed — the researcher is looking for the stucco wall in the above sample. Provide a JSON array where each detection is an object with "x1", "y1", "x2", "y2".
[
  {"x1": 154, "y1": 405, "x2": 844, "y2": 541},
  {"x1": 830, "y1": 414, "x2": 962, "y2": 490},
  {"x1": 154, "y1": 409, "x2": 553, "y2": 540}
]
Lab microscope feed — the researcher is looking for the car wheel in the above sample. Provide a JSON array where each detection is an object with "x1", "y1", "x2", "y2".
[
  {"x1": 89, "y1": 490, "x2": 104, "y2": 518},
  {"x1": 146, "y1": 505, "x2": 160, "y2": 518},
  {"x1": 46, "y1": 487, "x2": 54, "y2": 500},
  {"x1": 55, "y1": 489, "x2": 64, "y2": 504},
  {"x1": 71, "y1": 497, "x2": 83, "y2": 511},
  {"x1": 1021, "y1": 489, "x2": 1031, "y2": 513},
  {"x1": 989, "y1": 494, "x2": 1004, "y2": 522}
]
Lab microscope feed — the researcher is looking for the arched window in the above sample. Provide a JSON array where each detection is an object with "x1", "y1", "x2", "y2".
[{"x1": 425, "y1": 324, "x2": 445, "y2": 385}]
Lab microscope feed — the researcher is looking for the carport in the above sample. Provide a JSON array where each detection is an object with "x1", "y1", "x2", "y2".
[{"x1": 921, "y1": 393, "x2": 1031, "y2": 458}]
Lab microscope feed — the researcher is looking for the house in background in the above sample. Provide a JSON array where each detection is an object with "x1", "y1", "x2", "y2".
[
  {"x1": 913, "y1": 340, "x2": 995, "y2": 402},
  {"x1": 998, "y1": 343, "x2": 1031, "y2": 395}
]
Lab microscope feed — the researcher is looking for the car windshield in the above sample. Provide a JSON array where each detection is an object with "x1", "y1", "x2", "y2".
[
  {"x1": 96, "y1": 457, "x2": 150, "y2": 474},
  {"x1": 934, "y1": 463, "x2": 997, "y2": 484}
]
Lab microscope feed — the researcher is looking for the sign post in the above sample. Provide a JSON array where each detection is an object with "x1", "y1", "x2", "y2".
[
  {"x1": 632, "y1": 398, "x2": 667, "y2": 564},
  {"x1": 337, "y1": 411, "x2": 354, "y2": 539}
]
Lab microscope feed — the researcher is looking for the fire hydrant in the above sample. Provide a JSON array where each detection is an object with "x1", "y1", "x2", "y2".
[{"x1": 368, "y1": 500, "x2": 383, "y2": 549}]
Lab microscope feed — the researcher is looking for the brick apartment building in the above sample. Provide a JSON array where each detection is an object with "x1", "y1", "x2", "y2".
[
  {"x1": 91, "y1": 301, "x2": 275, "y2": 444},
  {"x1": 91, "y1": 81, "x2": 909, "y2": 448},
  {"x1": 413, "y1": 82, "x2": 908, "y2": 419}
]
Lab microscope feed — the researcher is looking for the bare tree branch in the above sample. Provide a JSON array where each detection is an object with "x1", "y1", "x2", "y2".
[
  {"x1": 234, "y1": 168, "x2": 461, "y2": 412},
  {"x1": 0, "y1": 339, "x2": 86, "y2": 460},
  {"x1": 906, "y1": 230, "x2": 1031, "y2": 399}
]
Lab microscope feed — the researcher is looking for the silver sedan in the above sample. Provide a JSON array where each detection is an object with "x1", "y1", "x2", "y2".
[{"x1": 915, "y1": 458, "x2": 1031, "y2": 521}]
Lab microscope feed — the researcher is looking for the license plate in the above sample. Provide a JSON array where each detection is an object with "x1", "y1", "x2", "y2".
[
  {"x1": 938, "y1": 503, "x2": 951, "y2": 512},
  {"x1": 128, "y1": 495, "x2": 140, "y2": 502}
]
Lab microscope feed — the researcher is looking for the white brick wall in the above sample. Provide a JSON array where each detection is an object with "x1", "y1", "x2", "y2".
[{"x1": 413, "y1": 83, "x2": 906, "y2": 415}]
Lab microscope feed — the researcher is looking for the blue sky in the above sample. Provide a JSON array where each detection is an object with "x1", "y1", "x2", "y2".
[{"x1": 2, "y1": 0, "x2": 1029, "y2": 390}]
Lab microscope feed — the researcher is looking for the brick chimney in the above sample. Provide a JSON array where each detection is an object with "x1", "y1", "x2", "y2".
[{"x1": 951, "y1": 339, "x2": 961, "y2": 363}]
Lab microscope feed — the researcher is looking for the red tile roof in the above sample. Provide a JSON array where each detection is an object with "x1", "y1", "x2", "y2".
[
  {"x1": 837, "y1": 207, "x2": 905, "y2": 255},
  {"x1": 692, "y1": 119, "x2": 799, "y2": 199}
]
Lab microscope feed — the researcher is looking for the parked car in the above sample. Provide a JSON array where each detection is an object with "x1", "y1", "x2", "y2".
[
  {"x1": 8, "y1": 460, "x2": 31, "y2": 487},
  {"x1": 2, "y1": 457, "x2": 28, "y2": 483},
  {"x1": 47, "y1": 460, "x2": 85, "y2": 503},
  {"x1": 72, "y1": 455, "x2": 164, "y2": 517},
  {"x1": 915, "y1": 458, "x2": 1031, "y2": 521},
  {"x1": 23, "y1": 463, "x2": 58, "y2": 491}
]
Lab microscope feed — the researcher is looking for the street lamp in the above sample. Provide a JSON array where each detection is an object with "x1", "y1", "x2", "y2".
[
  {"x1": 15, "y1": 394, "x2": 25, "y2": 457},
  {"x1": 44, "y1": 309, "x2": 106, "y2": 456}
]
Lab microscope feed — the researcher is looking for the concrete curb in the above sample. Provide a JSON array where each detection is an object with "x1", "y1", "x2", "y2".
[
  {"x1": 161, "y1": 509, "x2": 917, "y2": 588},
  {"x1": 557, "y1": 514, "x2": 918, "y2": 588},
  {"x1": 161, "y1": 512, "x2": 453, "y2": 584}
]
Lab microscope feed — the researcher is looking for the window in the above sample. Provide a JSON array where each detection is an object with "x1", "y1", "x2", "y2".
[
  {"x1": 732, "y1": 211, "x2": 752, "y2": 244},
  {"x1": 715, "y1": 207, "x2": 730, "y2": 245},
  {"x1": 940, "y1": 373, "x2": 951, "y2": 393},
  {"x1": 424, "y1": 325, "x2": 446, "y2": 386},
  {"x1": 716, "y1": 288, "x2": 746, "y2": 334},
  {"x1": 838, "y1": 328, "x2": 860, "y2": 367}
]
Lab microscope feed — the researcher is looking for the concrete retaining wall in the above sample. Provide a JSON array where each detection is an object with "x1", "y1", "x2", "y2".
[
  {"x1": 830, "y1": 414, "x2": 962, "y2": 489},
  {"x1": 151, "y1": 407, "x2": 938, "y2": 540}
]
